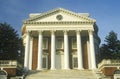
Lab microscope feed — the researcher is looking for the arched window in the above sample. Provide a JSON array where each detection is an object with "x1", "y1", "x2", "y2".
[{"x1": 0, "y1": 70, "x2": 7, "y2": 79}]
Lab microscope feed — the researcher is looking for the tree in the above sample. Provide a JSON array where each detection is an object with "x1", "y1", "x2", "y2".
[
  {"x1": 0, "y1": 22, "x2": 21, "y2": 60},
  {"x1": 99, "y1": 31, "x2": 120, "y2": 62}
]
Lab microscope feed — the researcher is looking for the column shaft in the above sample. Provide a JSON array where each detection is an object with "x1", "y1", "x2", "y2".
[
  {"x1": 76, "y1": 31, "x2": 83, "y2": 69},
  {"x1": 51, "y1": 31, "x2": 56, "y2": 70},
  {"x1": 24, "y1": 31, "x2": 30, "y2": 70},
  {"x1": 29, "y1": 37, "x2": 33, "y2": 70},
  {"x1": 89, "y1": 31, "x2": 96, "y2": 69},
  {"x1": 64, "y1": 31, "x2": 70, "y2": 69},
  {"x1": 37, "y1": 31, "x2": 43, "y2": 70}
]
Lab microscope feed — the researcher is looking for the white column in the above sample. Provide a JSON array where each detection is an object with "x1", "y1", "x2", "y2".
[
  {"x1": 87, "y1": 40, "x2": 91, "y2": 69},
  {"x1": 24, "y1": 31, "x2": 30, "y2": 70},
  {"x1": 89, "y1": 30, "x2": 96, "y2": 69},
  {"x1": 76, "y1": 30, "x2": 84, "y2": 69},
  {"x1": 64, "y1": 31, "x2": 70, "y2": 69},
  {"x1": 51, "y1": 31, "x2": 56, "y2": 70},
  {"x1": 37, "y1": 31, "x2": 43, "y2": 70},
  {"x1": 29, "y1": 37, "x2": 33, "y2": 70}
]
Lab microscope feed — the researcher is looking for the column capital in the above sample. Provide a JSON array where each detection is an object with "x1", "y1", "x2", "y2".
[
  {"x1": 26, "y1": 30, "x2": 31, "y2": 35},
  {"x1": 76, "y1": 30, "x2": 82, "y2": 34},
  {"x1": 88, "y1": 30, "x2": 94, "y2": 35},
  {"x1": 51, "y1": 30, "x2": 56, "y2": 34},
  {"x1": 63, "y1": 30, "x2": 69, "y2": 35},
  {"x1": 38, "y1": 31, "x2": 43, "y2": 34}
]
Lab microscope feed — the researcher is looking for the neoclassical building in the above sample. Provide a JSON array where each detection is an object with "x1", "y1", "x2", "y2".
[{"x1": 21, "y1": 8, "x2": 100, "y2": 70}]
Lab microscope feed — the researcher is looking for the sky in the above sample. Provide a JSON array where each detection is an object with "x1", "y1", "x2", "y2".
[{"x1": 0, "y1": 0, "x2": 120, "y2": 44}]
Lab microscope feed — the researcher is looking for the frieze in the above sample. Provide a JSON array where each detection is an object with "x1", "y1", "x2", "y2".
[{"x1": 24, "y1": 21, "x2": 94, "y2": 25}]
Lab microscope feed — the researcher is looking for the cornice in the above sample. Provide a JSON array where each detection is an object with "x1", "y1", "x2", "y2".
[{"x1": 24, "y1": 21, "x2": 95, "y2": 25}]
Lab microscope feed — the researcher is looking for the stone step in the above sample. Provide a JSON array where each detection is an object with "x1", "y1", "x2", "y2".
[{"x1": 25, "y1": 70, "x2": 98, "y2": 79}]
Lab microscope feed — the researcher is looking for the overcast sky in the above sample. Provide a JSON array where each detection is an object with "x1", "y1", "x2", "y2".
[{"x1": 0, "y1": 0, "x2": 120, "y2": 44}]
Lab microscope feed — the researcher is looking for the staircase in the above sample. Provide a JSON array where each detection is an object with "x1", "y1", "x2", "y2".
[{"x1": 25, "y1": 70, "x2": 99, "y2": 79}]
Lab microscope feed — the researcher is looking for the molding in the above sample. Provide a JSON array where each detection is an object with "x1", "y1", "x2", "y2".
[
  {"x1": 24, "y1": 21, "x2": 94, "y2": 25},
  {"x1": 26, "y1": 26, "x2": 94, "y2": 32}
]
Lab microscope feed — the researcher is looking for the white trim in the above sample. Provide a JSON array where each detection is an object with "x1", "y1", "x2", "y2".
[{"x1": 26, "y1": 25, "x2": 94, "y2": 31}]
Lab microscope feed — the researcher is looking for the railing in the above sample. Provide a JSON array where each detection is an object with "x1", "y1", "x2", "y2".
[
  {"x1": 0, "y1": 60, "x2": 17, "y2": 68},
  {"x1": 98, "y1": 59, "x2": 120, "y2": 69}
]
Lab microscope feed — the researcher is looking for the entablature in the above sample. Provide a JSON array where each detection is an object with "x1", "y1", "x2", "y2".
[{"x1": 24, "y1": 21, "x2": 95, "y2": 25}]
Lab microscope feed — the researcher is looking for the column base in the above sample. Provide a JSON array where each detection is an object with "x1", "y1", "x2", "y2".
[
  {"x1": 64, "y1": 68, "x2": 70, "y2": 70},
  {"x1": 91, "y1": 68, "x2": 97, "y2": 70},
  {"x1": 50, "y1": 68, "x2": 56, "y2": 70},
  {"x1": 77, "y1": 68, "x2": 84, "y2": 70},
  {"x1": 37, "y1": 68, "x2": 43, "y2": 70}
]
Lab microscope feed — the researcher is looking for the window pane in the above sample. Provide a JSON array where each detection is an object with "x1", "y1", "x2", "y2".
[
  {"x1": 43, "y1": 38, "x2": 48, "y2": 49},
  {"x1": 72, "y1": 38, "x2": 77, "y2": 49},
  {"x1": 42, "y1": 57, "x2": 46, "y2": 68},
  {"x1": 56, "y1": 38, "x2": 63, "y2": 49},
  {"x1": 73, "y1": 57, "x2": 78, "y2": 68}
]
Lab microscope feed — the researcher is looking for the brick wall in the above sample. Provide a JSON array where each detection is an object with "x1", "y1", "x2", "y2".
[
  {"x1": 32, "y1": 37, "x2": 38, "y2": 70},
  {"x1": 102, "y1": 67, "x2": 117, "y2": 76},
  {"x1": 4, "y1": 68, "x2": 16, "y2": 76}
]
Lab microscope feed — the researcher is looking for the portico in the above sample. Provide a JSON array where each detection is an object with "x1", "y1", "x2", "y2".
[{"x1": 21, "y1": 8, "x2": 100, "y2": 70}]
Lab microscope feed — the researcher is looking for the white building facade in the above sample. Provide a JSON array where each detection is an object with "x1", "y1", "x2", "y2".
[{"x1": 21, "y1": 8, "x2": 100, "y2": 70}]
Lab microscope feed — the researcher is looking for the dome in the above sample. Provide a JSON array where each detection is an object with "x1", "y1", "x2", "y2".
[
  {"x1": 114, "y1": 70, "x2": 120, "y2": 74},
  {"x1": 0, "y1": 70, "x2": 7, "y2": 75}
]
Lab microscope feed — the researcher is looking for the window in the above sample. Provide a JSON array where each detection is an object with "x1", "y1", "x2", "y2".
[
  {"x1": 42, "y1": 56, "x2": 48, "y2": 69},
  {"x1": 73, "y1": 57, "x2": 78, "y2": 68},
  {"x1": 56, "y1": 38, "x2": 63, "y2": 49},
  {"x1": 42, "y1": 38, "x2": 48, "y2": 49},
  {"x1": 72, "y1": 38, "x2": 77, "y2": 49},
  {"x1": 42, "y1": 57, "x2": 47, "y2": 68}
]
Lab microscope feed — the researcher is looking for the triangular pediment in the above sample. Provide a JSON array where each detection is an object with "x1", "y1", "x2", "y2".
[{"x1": 25, "y1": 8, "x2": 96, "y2": 23}]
